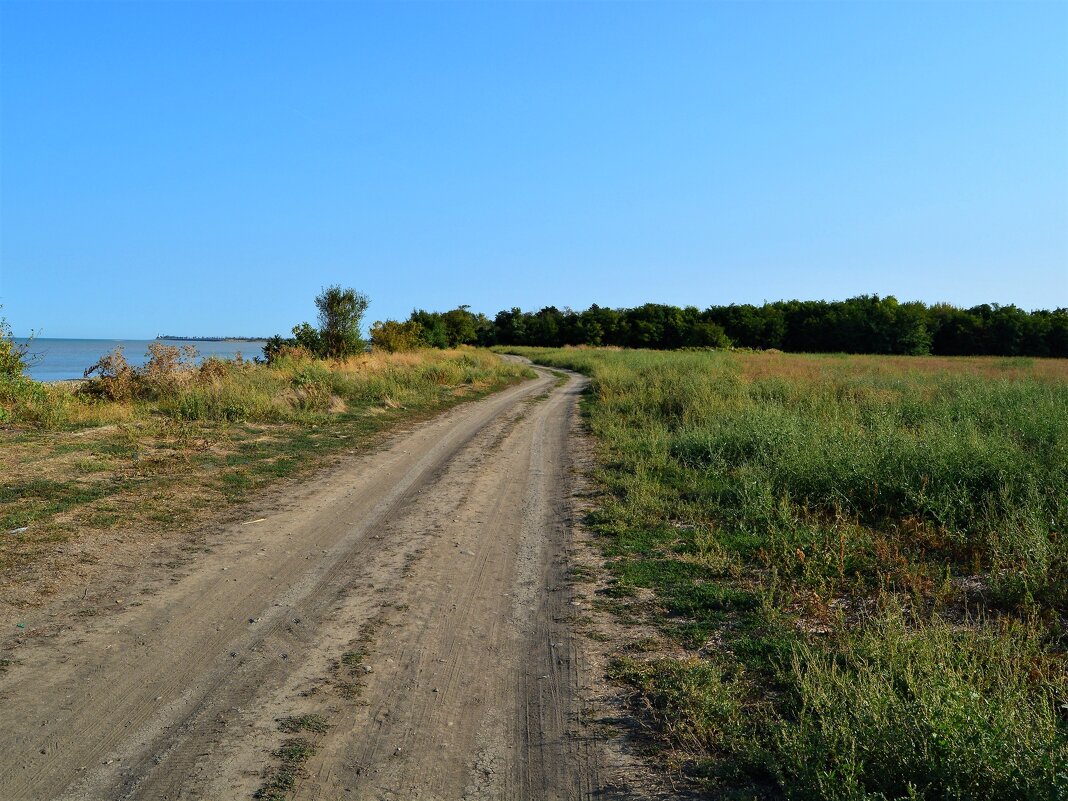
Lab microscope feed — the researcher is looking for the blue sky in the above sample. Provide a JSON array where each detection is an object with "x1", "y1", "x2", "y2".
[{"x1": 1, "y1": 1, "x2": 1065, "y2": 338}]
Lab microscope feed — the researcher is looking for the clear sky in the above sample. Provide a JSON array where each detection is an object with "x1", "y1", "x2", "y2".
[{"x1": 1, "y1": 1, "x2": 1065, "y2": 339}]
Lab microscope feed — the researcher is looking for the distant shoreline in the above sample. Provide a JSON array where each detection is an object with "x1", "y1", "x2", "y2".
[{"x1": 155, "y1": 336, "x2": 268, "y2": 342}]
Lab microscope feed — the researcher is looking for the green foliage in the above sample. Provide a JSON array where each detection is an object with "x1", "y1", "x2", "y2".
[
  {"x1": 447, "y1": 296, "x2": 1068, "y2": 356},
  {"x1": 261, "y1": 334, "x2": 288, "y2": 363},
  {"x1": 776, "y1": 613, "x2": 1067, "y2": 801},
  {"x1": 278, "y1": 714, "x2": 329, "y2": 734},
  {"x1": 0, "y1": 307, "x2": 29, "y2": 379},
  {"x1": 263, "y1": 286, "x2": 369, "y2": 360},
  {"x1": 0, "y1": 477, "x2": 126, "y2": 531},
  {"x1": 408, "y1": 306, "x2": 491, "y2": 348},
  {"x1": 369, "y1": 319, "x2": 425, "y2": 352},
  {"x1": 255, "y1": 737, "x2": 317, "y2": 801},
  {"x1": 291, "y1": 321, "x2": 324, "y2": 356},
  {"x1": 609, "y1": 656, "x2": 748, "y2": 754},
  {"x1": 0, "y1": 377, "x2": 82, "y2": 427},
  {"x1": 315, "y1": 284, "x2": 369, "y2": 358}
]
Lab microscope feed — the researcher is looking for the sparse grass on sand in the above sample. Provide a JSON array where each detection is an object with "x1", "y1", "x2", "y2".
[
  {"x1": 0, "y1": 348, "x2": 530, "y2": 582},
  {"x1": 505, "y1": 346, "x2": 1068, "y2": 801}
]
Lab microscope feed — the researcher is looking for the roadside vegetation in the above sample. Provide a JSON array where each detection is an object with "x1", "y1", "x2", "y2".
[
  {"x1": 0, "y1": 299, "x2": 529, "y2": 584},
  {"x1": 507, "y1": 346, "x2": 1068, "y2": 800}
]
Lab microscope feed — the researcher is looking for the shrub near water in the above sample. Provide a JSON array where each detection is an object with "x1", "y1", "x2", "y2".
[
  {"x1": 1, "y1": 345, "x2": 525, "y2": 430},
  {"x1": 506, "y1": 347, "x2": 1068, "y2": 800}
]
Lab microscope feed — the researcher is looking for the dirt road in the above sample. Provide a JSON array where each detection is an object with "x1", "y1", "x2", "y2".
[{"x1": 0, "y1": 362, "x2": 608, "y2": 800}]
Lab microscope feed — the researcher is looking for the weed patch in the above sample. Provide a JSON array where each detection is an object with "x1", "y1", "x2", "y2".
[
  {"x1": 255, "y1": 737, "x2": 317, "y2": 801},
  {"x1": 278, "y1": 714, "x2": 329, "y2": 735}
]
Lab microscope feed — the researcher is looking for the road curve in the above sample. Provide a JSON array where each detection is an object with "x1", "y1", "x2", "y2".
[{"x1": 0, "y1": 361, "x2": 604, "y2": 800}]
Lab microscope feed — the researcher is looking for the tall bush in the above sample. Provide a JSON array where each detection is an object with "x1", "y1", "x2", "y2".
[
  {"x1": 0, "y1": 307, "x2": 29, "y2": 379},
  {"x1": 370, "y1": 319, "x2": 425, "y2": 352},
  {"x1": 316, "y1": 285, "x2": 369, "y2": 358}
]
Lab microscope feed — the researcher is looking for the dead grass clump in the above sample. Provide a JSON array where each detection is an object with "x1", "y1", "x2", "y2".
[
  {"x1": 82, "y1": 346, "x2": 137, "y2": 401},
  {"x1": 140, "y1": 343, "x2": 198, "y2": 393},
  {"x1": 82, "y1": 343, "x2": 201, "y2": 401},
  {"x1": 196, "y1": 357, "x2": 230, "y2": 383}
]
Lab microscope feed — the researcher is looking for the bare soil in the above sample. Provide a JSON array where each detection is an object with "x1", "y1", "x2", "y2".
[{"x1": 0, "y1": 362, "x2": 646, "y2": 800}]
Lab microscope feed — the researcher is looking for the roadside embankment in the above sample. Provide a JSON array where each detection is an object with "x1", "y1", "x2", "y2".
[{"x1": 0, "y1": 348, "x2": 531, "y2": 609}]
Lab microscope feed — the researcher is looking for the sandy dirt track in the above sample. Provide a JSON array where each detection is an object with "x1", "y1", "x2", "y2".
[{"x1": 0, "y1": 362, "x2": 614, "y2": 800}]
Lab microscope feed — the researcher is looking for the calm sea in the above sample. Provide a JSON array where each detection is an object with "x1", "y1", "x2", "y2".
[{"x1": 15, "y1": 338, "x2": 268, "y2": 382}]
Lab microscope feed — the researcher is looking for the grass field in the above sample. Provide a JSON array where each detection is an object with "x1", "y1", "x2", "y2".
[
  {"x1": 505, "y1": 347, "x2": 1068, "y2": 800},
  {"x1": 0, "y1": 348, "x2": 529, "y2": 582}
]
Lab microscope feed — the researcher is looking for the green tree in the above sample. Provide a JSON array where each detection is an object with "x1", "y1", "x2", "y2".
[
  {"x1": 370, "y1": 319, "x2": 425, "y2": 352},
  {"x1": 442, "y1": 306, "x2": 478, "y2": 346},
  {"x1": 892, "y1": 300, "x2": 932, "y2": 355},
  {"x1": 409, "y1": 310, "x2": 449, "y2": 348},
  {"x1": 1045, "y1": 309, "x2": 1068, "y2": 357},
  {"x1": 493, "y1": 308, "x2": 528, "y2": 345},
  {"x1": 0, "y1": 306, "x2": 29, "y2": 379},
  {"x1": 315, "y1": 285, "x2": 370, "y2": 358},
  {"x1": 291, "y1": 322, "x2": 324, "y2": 356}
]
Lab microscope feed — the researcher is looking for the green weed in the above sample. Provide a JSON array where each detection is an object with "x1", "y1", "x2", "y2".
[
  {"x1": 278, "y1": 714, "x2": 329, "y2": 735},
  {"x1": 255, "y1": 737, "x2": 317, "y2": 801}
]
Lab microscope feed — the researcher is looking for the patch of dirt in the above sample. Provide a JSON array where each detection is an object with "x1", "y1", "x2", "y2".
[{"x1": 562, "y1": 407, "x2": 701, "y2": 800}]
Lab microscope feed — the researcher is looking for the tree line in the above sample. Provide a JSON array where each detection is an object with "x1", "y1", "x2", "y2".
[
  {"x1": 375, "y1": 296, "x2": 1068, "y2": 357},
  {"x1": 262, "y1": 289, "x2": 1068, "y2": 360}
]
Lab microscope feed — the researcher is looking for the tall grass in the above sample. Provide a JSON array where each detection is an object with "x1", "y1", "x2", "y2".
[
  {"x1": 1, "y1": 346, "x2": 522, "y2": 430},
  {"x1": 777, "y1": 613, "x2": 1065, "y2": 801},
  {"x1": 508, "y1": 347, "x2": 1068, "y2": 799}
]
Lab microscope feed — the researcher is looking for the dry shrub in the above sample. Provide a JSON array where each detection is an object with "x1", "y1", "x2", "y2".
[
  {"x1": 272, "y1": 345, "x2": 315, "y2": 363},
  {"x1": 294, "y1": 383, "x2": 333, "y2": 412},
  {"x1": 197, "y1": 357, "x2": 230, "y2": 383},
  {"x1": 140, "y1": 343, "x2": 197, "y2": 395},
  {"x1": 335, "y1": 350, "x2": 426, "y2": 374},
  {"x1": 82, "y1": 346, "x2": 137, "y2": 401},
  {"x1": 83, "y1": 343, "x2": 210, "y2": 401}
]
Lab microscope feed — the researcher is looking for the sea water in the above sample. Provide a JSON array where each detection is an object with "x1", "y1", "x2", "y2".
[{"x1": 14, "y1": 338, "x2": 267, "y2": 382}]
